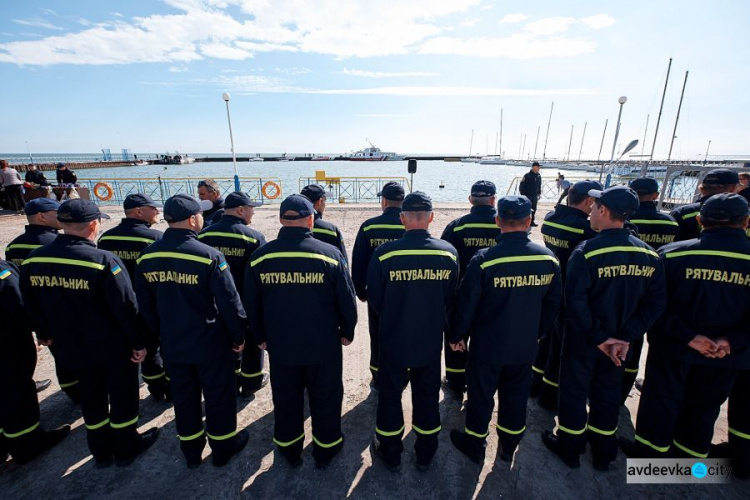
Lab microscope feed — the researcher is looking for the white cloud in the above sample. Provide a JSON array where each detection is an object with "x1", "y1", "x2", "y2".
[
  {"x1": 273, "y1": 67, "x2": 311, "y2": 75},
  {"x1": 111, "y1": 12, "x2": 124, "y2": 18},
  {"x1": 169, "y1": 66, "x2": 189, "y2": 72},
  {"x1": 580, "y1": 14, "x2": 615, "y2": 30},
  {"x1": 499, "y1": 13, "x2": 528, "y2": 24},
  {"x1": 460, "y1": 18, "x2": 481, "y2": 28},
  {"x1": 418, "y1": 34, "x2": 597, "y2": 59},
  {"x1": 524, "y1": 17, "x2": 576, "y2": 36},
  {"x1": 341, "y1": 68, "x2": 439, "y2": 78},
  {"x1": 12, "y1": 18, "x2": 64, "y2": 31},
  {"x1": 200, "y1": 42, "x2": 252, "y2": 60}
]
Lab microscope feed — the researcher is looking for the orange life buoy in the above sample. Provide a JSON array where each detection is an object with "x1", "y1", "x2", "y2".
[
  {"x1": 93, "y1": 182, "x2": 114, "y2": 201},
  {"x1": 261, "y1": 181, "x2": 281, "y2": 200}
]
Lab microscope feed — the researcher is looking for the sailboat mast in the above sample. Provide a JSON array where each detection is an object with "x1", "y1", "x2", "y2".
[
  {"x1": 533, "y1": 126, "x2": 540, "y2": 159},
  {"x1": 667, "y1": 70, "x2": 689, "y2": 161},
  {"x1": 597, "y1": 119, "x2": 608, "y2": 162},
  {"x1": 566, "y1": 125, "x2": 574, "y2": 161},
  {"x1": 543, "y1": 102, "x2": 554, "y2": 161},
  {"x1": 499, "y1": 109, "x2": 503, "y2": 159},
  {"x1": 650, "y1": 58, "x2": 672, "y2": 160},
  {"x1": 468, "y1": 129, "x2": 474, "y2": 157},
  {"x1": 641, "y1": 114, "x2": 650, "y2": 156},
  {"x1": 521, "y1": 134, "x2": 527, "y2": 160},
  {"x1": 578, "y1": 122, "x2": 587, "y2": 161}
]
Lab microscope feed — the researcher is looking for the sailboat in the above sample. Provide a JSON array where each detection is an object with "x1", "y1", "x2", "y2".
[{"x1": 461, "y1": 129, "x2": 480, "y2": 163}]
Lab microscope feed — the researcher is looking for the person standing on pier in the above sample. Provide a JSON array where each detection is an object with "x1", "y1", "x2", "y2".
[
  {"x1": 197, "y1": 179, "x2": 225, "y2": 227},
  {"x1": 301, "y1": 184, "x2": 348, "y2": 263},
  {"x1": 519, "y1": 162, "x2": 542, "y2": 226},
  {"x1": 0, "y1": 160, "x2": 26, "y2": 212}
]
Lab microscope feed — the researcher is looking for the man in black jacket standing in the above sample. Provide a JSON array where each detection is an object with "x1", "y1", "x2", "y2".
[
  {"x1": 301, "y1": 184, "x2": 348, "y2": 262},
  {"x1": 519, "y1": 162, "x2": 543, "y2": 226}
]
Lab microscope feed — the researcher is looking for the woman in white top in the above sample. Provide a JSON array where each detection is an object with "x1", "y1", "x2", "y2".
[{"x1": 0, "y1": 159, "x2": 26, "y2": 211}]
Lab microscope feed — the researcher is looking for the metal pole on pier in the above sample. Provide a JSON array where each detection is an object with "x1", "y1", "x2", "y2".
[
  {"x1": 610, "y1": 96, "x2": 628, "y2": 163},
  {"x1": 597, "y1": 119, "x2": 608, "y2": 162},
  {"x1": 222, "y1": 92, "x2": 241, "y2": 192},
  {"x1": 578, "y1": 122, "x2": 587, "y2": 161},
  {"x1": 650, "y1": 58, "x2": 672, "y2": 161},
  {"x1": 542, "y1": 102, "x2": 554, "y2": 161},
  {"x1": 667, "y1": 71, "x2": 689, "y2": 161},
  {"x1": 25, "y1": 141, "x2": 35, "y2": 167}
]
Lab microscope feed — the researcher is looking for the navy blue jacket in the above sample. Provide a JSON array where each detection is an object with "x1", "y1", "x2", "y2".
[
  {"x1": 440, "y1": 205, "x2": 501, "y2": 278},
  {"x1": 5, "y1": 225, "x2": 59, "y2": 266},
  {"x1": 0, "y1": 260, "x2": 36, "y2": 374},
  {"x1": 19, "y1": 234, "x2": 142, "y2": 370},
  {"x1": 244, "y1": 226, "x2": 357, "y2": 365},
  {"x1": 367, "y1": 229, "x2": 458, "y2": 367},
  {"x1": 312, "y1": 213, "x2": 348, "y2": 264},
  {"x1": 98, "y1": 218, "x2": 163, "y2": 278},
  {"x1": 565, "y1": 228, "x2": 666, "y2": 349},
  {"x1": 520, "y1": 170, "x2": 542, "y2": 199},
  {"x1": 650, "y1": 228, "x2": 750, "y2": 369},
  {"x1": 541, "y1": 204, "x2": 596, "y2": 280},
  {"x1": 135, "y1": 228, "x2": 246, "y2": 364},
  {"x1": 198, "y1": 214, "x2": 266, "y2": 292},
  {"x1": 629, "y1": 201, "x2": 679, "y2": 250},
  {"x1": 204, "y1": 198, "x2": 225, "y2": 227},
  {"x1": 351, "y1": 207, "x2": 405, "y2": 301},
  {"x1": 450, "y1": 232, "x2": 562, "y2": 365},
  {"x1": 670, "y1": 196, "x2": 710, "y2": 242}
]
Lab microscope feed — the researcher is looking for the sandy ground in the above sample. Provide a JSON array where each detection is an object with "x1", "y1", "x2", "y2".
[{"x1": 0, "y1": 202, "x2": 743, "y2": 499}]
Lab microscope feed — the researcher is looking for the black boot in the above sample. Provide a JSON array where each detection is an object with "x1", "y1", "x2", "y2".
[
  {"x1": 10, "y1": 425, "x2": 71, "y2": 465},
  {"x1": 212, "y1": 429, "x2": 249, "y2": 467},
  {"x1": 371, "y1": 437, "x2": 400, "y2": 472},
  {"x1": 240, "y1": 373, "x2": 269, "y2": 397},
  {"x1": 450, "y1": 429, "x2": 485, "y2": 464},
  {"x1": 115, "y1": 428, "x2": 160, "y2": 466},
  {"x1": 541, "y1": 431, "x2": 580, "y2": 468},
  {"x1": 314, "y1": 434, "x2": 345, "y2": 469}
]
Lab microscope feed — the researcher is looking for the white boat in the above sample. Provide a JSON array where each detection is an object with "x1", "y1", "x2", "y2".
[
  {"x1": 478, "y1": 156, "x2": 508, "y2": 165},
  {"x1": 349, "y1": 140, "x2": 404, "y2": 161},
  {"x1": 312, "y1": 155, "x2": 333, "y2": 161},
  {"x1": 174, "y1": 154, "x2": 195, "y2": 164},
  {"x1": 460, "y1": 157, "x2": 481, "y2": 163},
  {"x1": 249, "y1": 155, "x2": 264, "y2": 162}
]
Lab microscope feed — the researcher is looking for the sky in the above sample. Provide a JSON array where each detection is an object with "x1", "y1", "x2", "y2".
[{"x1": 1, "y1": 0, "x2": 748, "y2": 159}]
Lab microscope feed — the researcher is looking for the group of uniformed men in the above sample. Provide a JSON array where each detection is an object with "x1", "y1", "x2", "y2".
[{"x1": 1, "y1": 169, "x2": 748, "y2": 478}]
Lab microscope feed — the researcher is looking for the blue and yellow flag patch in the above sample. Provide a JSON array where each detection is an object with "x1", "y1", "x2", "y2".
[
  {"x1": 219, "y1": 261, "x2": 228, "y2": 272},
  {"x1": 111, "y1": 265, "x2": 122, "y2": 276},
  {"x1": 0, "y1": 269, "x2": 11, "y2": 280}
]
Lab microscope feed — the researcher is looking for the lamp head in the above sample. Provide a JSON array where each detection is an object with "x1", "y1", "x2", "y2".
[{"x1": 222, "y1": 92, "x2": 231, "y2": 102}]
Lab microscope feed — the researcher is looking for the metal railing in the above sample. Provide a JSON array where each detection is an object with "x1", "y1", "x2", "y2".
[
  {"x1": 78, "y1": 177, "x2": 283, "y2": 206},
  {"x1": 298, "y1": 176, "x2": 411, "y2": 203},
  {"x1": 658, "y1": 165, "x2": 750, "y2": 210}
]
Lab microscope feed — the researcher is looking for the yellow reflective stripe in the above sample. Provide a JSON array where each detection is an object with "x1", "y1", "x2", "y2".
[
  {"x1": 584, "y1": 246, "x2": 659, "y2": 260},
  {"x1": 208, "y1": 430, "x2": 237, "y2": 441},
  {"x1": 111, "y1": 416, "x2": 138, "y2": 429},
  {"x1": 86, "y1": 418, "x2": 111, "y2": 430},
  {"x1": 6, "y1": 244, "x2": 43, "y2": 251},
  {"x1": 376, "y1": 425, "x2": 405, "y2": 437},
  {"x1": 412, "y1": 425, "x2": 441, "y2": 435},
  {"x1": 672, "y1": 439, "x2": 708, "y2": 458},
  {"x1": 445, "y1": 367, "x2": 465, "y2": 373},
  {"x1": 22, "y1": 257, "x2": 106, "y2": 270},
  {"x1": 235, "y1": 369, "x2": 241, "y2": 375},
  {"x1": 542, "y1": 377, "x2": 558, "y2": 388},
  {"x1": 624, "y1": 367, "x2": 639, "y2": 374},
  {"x1": 363, "y1": 224, "x2": 405, "y2": 232},
  {"x1": 587, "y1": 424, "x2": 617, "y2": 436},
  {"x1": 465, "y1": 427, "x2": 489, "y2": 438},
  {"x1": 313, "y1": 228, "x2": 338, "y2": 237},
  {"x1": 665, "y1": 250, "x2": 750, "y2": 262},
  {"x1": 531, "y1": 365, "x2": 545, "y2": 375},
  {"x1": 99, "y1": 235, "x2": 156, "y2": 244},
  {"x1": 496, "y1": 424, "x2": 526, "y2": 435},
  {"x1": 683, "y1": 211, "x2": 700, "y2": 219},
  {"x1": 379, "y1": 250, "x2": 457, "y2": 262},
  {"x1": 59, "y1": 380, "x2": 80, "y2": 388},
  {"x1": 630, "y1": 219, "x2": 679, "y2": 227},
  {"x1": 240, "y1": 371, "x2": 263, "y2": 378},
  {"x1": 179, "y1": 429, "x2": 205, "y2": 441},
  {"x1": 481, "y1": 254, "x2": 559, "y2": 269},
  {"x1": 557, "y1": 424, "x2": 586, "y2": 435},
  {"x1": 542, "y1": 221, "x2": 585, "y2": 234},
  {"x1": 4, "y1": 422, "x2": 40, "y2": 439},
  {"x1": 634, "y1": 434, "x2": 670, "y2": 453},
  {"x1": 136, "y1": 252, "x2": 212, "y2": 265},
  {"x1": 312, "y1": 435, "x2": 343, "y2": 448},
  {"x1": 142, "y1": 372, "x2": 166, "y2": 380},
  {"x1": 273, "y1": 432, "x2": 305, "y2": 447},
  {"x1": 453, "y1": 223, "x2": 499, "y2": 232},
  {"x1": 251, "y1": 251, "x2": 339, "y2": 267},
  {"x1": 198, "y1": 232, "x2": 258, "y2": 244},
  {"x1": 369, "y1": 365, "x2": 378, "y2": 372},
  {"x1": 729, "y1": 428, "x2": 750, "y2": 440}
]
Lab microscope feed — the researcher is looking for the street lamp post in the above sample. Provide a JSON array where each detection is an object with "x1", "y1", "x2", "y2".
[
  {"x1": 610, "y1": 96, "x2": 627, "y2": 162},
  {"x1": 222, "y1": 92, "x2": 240, "y2": 192}
]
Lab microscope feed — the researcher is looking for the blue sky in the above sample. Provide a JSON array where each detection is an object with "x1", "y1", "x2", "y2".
[{"x1": 1, "y1": 0, "x2": 748, "y2": 159}]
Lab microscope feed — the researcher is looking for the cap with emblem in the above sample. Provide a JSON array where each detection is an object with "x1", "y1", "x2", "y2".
[
  {"x1": 163, "y1": 193, "x2": 213, "y2": 222},
  {"x1": 702, "y1": 168, "x2": 740, "y2": 186},
  {"x1": 700, "y1": 193, "x2": 749, "y2": 221},
  {"x1": 225, "y1": 191, "x2": 263, "y2": 209},
  {"x1": 497, "y1": 195, "x2": 532, "y2": 219},
  {"x1": 471, "y1": 180, "x2": 496, "y2": 197},
  {"x1": 123, "y1": 193, "x2": 162, "y2": 210},
  {"x1": 300, "y1": 184, "x2": 334, "y2": 203},
  {"x1": 588, "y1": 185, "x2": 639, "y2": 216},
  {"x1": 24, "y1": 197, "x2": 60, "y2": 216},
  {"x1": 569, "y1": 180, "x2": 603, "y2": 197},
  {"x1": 376, "y1": 181, "x2": 405, "y2": 201},
  {"x1": 402, "y1": 191, "x2": 433, "y2": 212},
  {"x1": 57, "y1": 199, "x2": 111, "y2": 222},
  {"x1": 629, "y1": 177, "x2": 660, "y2": 195},
  {"x1": 280, "y1": 194, "x2": 315, "y2": 220}
]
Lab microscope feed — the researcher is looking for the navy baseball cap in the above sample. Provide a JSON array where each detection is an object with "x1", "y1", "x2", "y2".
[
  {"x1": 589, "y1": 185, "x2": 640, "y2": 216},
  {"x1": 569, "y1": 180, "x2": 603, "y2": 196},
  {"x1": 123, "y1": 193, "x2": 162, "y2": 210},
  {"x1": 225, "y1": 192, "x2": 262, "y2": 209},
  {"x1": 300, "y1": 184, "x2": 333, "y2": 203},
  {"x1": 377, "y1": 181, "x2": 405, "y2": 201},
  {"x1": 163, "y1": 194, "x2": 213, "y2": 222},
  {"x1": 702, "y1": 169, "x2": 740, "y2": 185},
  {"x1": 532, "y1": 161, "x2": 541, "y2": 167},
  {"x1": 471, "y1": 180, "x2": 496, "y2": 197},
  {"x1": 57, "y1": 199, "x2": 110, "y2": 222},
  {"x1": 25, "y1": 197, "x2": 60, "y2": 216},
  {"x1": 56, "y1": 162, "x2": 66, "y2": 168},
  {"x1": 497, "y1": 195, "x2": 532, "y2": 219},
  {"x1": 402, "y1": 191, "x2": 433, "y2": 212},
  {"x1": 700, "y1": 193, "x2": 749, "y2": 221},
  {"x1": 629, "y1": 177, "x2": 660, "y2": 195},
  {"x1": 280, "y1": 194, "x2": 315, "y2": 220}
]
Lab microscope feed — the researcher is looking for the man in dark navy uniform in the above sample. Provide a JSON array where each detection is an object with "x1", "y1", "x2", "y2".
[
  {"x1": 5, "y1": 198, "x2": 79, "y2": 402},
  {"x1": 533, "y1": 180, "x2": 601, "y2": 409},
  {"x1": 620, "y1": 177, "x2": 680, "y2": 403},
  {"x1": 542, "y1": 186, "x2": 666, "y2": 471},
  {"x1": 245, "y1": 194, "x2": 357, "y2": 469},
  {"x1": 301, "y1": 184, "x2": 348, "y2": 262},
  {"x1": 198, "y1": 178, "x2": 225, "y2": 227},
  {"x1": 367, "y1": 191, "x2": 458, "y2": 471},
  {"x1": 449, "y1": 196, "x2": 561, "y2": 465},
  {"x1": 198, "y1": 191, "x2": 269, "y2": 396},
  {"x1": 98, "y1": 193, "x2": 169, "y2": 401},
  {"x1": 20, "y1": 199, "x2": 159, "y2": 467},
  {"x1": 0, "y1": 258, "x2": 70, "y2": 465},
  {"x1": 439, "y1": 180, "x2": 501, "y2": 398},
  {"x1": 623, "y1": 194, "x2": 750, "y2": 470},
  {"x1": 519, "y1": 162, "x2": 543, "y2": 226},
  {"x1": 351, "y1": 181, "x2": 406, "y2": 386},
  {"x1": 135, "y1": 193, "x2": 248, "y2": 468},
  {"x1": 670, "y1": 168, "x2": 740, "y2": 241}
]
